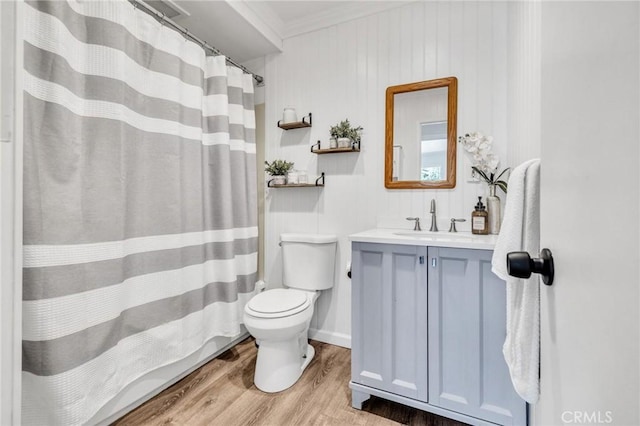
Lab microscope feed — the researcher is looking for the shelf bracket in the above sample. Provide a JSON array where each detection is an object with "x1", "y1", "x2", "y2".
[
  {"x1": 315, "y1": 172, "x2": 325, "y2": 186},
  {"x1": 311, "y1": 140, "x2": 321, "y2": 153}
]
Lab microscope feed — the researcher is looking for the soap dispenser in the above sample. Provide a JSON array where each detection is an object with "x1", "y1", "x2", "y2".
[{"x1": 471, "y1": 196, "x2": 489, "y2": 235}]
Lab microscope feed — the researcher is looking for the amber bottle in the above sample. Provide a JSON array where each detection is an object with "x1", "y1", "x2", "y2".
[{"x1": 471, "y1": 196, "x2": 489, "y2": 235}]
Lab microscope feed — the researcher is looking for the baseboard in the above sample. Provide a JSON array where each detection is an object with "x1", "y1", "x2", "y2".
[{"x1": 309, "y1": 328, "x2": 351, "y2": 349}]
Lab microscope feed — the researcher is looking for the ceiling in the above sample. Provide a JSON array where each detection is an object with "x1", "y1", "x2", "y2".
[
  {"x1": 265, "y1": 1, "x2": 360, "y2": 23},
  {"x1": 162, "y1": 0, "x2": 409, "y2": 63}
]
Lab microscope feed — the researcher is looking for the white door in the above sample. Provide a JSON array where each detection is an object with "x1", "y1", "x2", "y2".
[
  {"x1": 536, "y1": 2, "x2": 639, "y2": 425},
  {"x1": 0, "y1": 1, "x2": 22, "y2": 424}
]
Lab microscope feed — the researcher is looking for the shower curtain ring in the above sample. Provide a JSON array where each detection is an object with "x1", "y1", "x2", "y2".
[
  {"x1": 183, "y1": 28, "x2": 190, "y2": 40},
  {"x1": 159, "y1": 13, "x2": 166, "y2": 26}
]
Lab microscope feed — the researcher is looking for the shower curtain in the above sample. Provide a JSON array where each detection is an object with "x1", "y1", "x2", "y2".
[{"x1": 21, "y1": 1, "x2": 257, "y2": 424}]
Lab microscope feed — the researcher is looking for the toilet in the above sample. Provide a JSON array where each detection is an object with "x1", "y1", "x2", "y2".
[{"x1": 243, "y1": 233, "x2": 337, "y2": 393}]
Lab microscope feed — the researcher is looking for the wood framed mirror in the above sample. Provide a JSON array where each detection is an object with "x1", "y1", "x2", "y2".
[{"x1": 385, "y1": 77, "x2": 457, "y2": 189}]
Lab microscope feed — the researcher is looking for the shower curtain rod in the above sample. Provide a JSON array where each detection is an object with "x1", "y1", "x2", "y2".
[{"x1": 128, "y1": 0, "x2": 264, "y2": 86}]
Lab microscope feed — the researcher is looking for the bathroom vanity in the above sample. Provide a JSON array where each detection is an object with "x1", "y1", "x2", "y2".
[{"x1": 349, "y1": 229, "x2": 526, "y2": 426}]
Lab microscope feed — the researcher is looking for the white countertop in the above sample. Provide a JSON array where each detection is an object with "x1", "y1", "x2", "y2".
[{"x1": 349, "y1": 228, "x2": 498, "y2": 250}]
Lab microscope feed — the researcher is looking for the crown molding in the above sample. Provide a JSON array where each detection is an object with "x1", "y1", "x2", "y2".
[
  {"x1": 282, "y1": 1, "x2": 414, "y2": 39},
  {"x1": 217, "y1": 1, "x2": 414, "y2": 60}
]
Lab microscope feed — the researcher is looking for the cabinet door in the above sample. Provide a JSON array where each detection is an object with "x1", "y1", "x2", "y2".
[
  {"x1": 428, "y1": 247, "x2": 526, "y2": 425},
  {"x1": 351, "y1": 242, "x2": 428, "y2": 401}
]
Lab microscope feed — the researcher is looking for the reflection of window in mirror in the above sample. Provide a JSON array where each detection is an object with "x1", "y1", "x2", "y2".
[{"x1": 420, "y1": 121, "x2": 447, "y2": 181}]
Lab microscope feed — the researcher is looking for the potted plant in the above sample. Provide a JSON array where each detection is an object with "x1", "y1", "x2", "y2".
[
  {"x1": 265, "y1": 159, "x2": 294, "y2": 185},
  {"x1": 458, "y1": 132, "x2": 510, "y2": 234},
  {"x1": 458, "y1": 132, "x2": 509, "y2": 192},
  {"x1": 330, "y1": 119, "x2": 363, "y2": 149}
]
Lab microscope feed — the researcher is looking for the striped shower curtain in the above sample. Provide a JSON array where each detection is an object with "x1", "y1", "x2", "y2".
[{"x1": 22, "y1": 1, "x2": 257, "y2": 424}]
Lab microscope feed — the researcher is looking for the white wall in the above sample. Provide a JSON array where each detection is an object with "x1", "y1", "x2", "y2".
[
  {"x1": 507, "y1": 1, "x2": 541, "y2": 167},
  {"x1": 264, "y1": 1, "x2": 509, "y2": 346}
]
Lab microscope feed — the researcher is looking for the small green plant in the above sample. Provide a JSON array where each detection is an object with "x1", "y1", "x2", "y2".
[
  {"x1": 329, "y1": 119, "x2": 363, "y2": 142},
  {"x1": 264, "y1": 159, "x2": 294, "y2": 176}
]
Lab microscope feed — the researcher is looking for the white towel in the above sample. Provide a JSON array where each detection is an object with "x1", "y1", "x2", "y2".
[{"x1": 491, "y1": 158, "x2": 541, "y2": 404}]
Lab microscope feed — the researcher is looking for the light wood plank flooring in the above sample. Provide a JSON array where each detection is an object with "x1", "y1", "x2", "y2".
[{"x1": 113, "y1": 338, "x2": 467, "y2": 426}]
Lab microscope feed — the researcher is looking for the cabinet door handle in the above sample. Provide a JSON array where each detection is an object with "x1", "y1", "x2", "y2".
[
  {"x1": 419, "y1": 256, "x2": 424, "y2": 264},
  {"x1": 431, "y1": 258, "x2": 437, "y2": 268}
]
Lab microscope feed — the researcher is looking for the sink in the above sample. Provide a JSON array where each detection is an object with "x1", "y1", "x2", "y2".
[
  {"x1": 393, "y1": 231, "x2": 439, "y2": 237},
  {"x1": 393, "y1": 231, "x2": 474, "y2": 239},
  {"x1": 350, "y1": 228, "x2": 497, "y2": 250}
]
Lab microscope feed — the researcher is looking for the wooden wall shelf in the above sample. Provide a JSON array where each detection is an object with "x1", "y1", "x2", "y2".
[
  {"x1": 267, "y1": 172, "x2": 325, "y2": 188},
  {"x1": 277, "y1": 113, "x2": 312, "y2": 130},
  {"x1": 312, "y1": 147, "x2": 360, "y2": 154},
  {"x1": 311, "y1": 140, "x2": 361, "y2": 154}
]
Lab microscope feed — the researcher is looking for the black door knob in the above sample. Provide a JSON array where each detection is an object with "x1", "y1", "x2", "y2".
[{"x1": 506, "y1": 248, "x2": 554, "y2": 286}]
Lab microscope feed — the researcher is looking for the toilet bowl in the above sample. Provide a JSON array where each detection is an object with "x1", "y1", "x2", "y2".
[
  {"x1": 244, "y1": 288, "x2": 317, "y2": 392},
  {"x1": 243, "y1": 233, "x2": 337, "y2": 393}
]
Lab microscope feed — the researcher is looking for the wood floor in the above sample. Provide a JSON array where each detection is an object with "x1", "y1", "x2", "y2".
[{"x1": 113, "y1": 338, "x2": 467, "y2": 426}]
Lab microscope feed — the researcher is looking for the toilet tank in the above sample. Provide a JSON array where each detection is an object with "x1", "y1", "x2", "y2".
[{"x1": 280, "y1": 233, "x2": 337, "y2": 291}]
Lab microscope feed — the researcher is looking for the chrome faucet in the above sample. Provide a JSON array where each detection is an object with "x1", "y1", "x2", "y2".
[
  {"x1": 449, "y1": 218, "x2": 466, "y2": 233},
  {"x1": 406, "y1": 217, "x2": 421, "y2": 231},
  {"x1": 429, "y1": 199, "x2": 438, "y2": 232}
]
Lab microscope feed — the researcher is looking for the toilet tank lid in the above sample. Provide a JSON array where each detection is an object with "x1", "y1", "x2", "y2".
[{"x1": 280, "y1": 233, "x2": 337, "y2": 244}]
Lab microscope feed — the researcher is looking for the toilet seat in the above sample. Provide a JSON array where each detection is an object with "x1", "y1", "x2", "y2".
[{"x1": 246, "y1": 289, "x2": 311, "y2": 319}]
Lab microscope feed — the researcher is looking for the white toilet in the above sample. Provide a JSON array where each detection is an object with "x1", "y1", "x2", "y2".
[{"x1": 243, "y1": 233, "x2": 337, "y2": 393}]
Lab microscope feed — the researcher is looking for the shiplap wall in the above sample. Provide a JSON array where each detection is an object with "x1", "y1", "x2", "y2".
[
  {"x1": 263, "y1": 1, "x2": 509, "y2": 347},
  {"x1": 507, "y1": 1, "x2": 541, "y2": 167}
]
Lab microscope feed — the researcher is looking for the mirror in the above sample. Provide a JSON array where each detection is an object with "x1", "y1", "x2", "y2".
[{"x1": 385, "y1": 77, "x2": 457, "y2": 189}]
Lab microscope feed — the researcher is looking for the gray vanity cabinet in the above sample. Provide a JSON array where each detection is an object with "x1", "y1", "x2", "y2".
[
  {"x1": 350, "y1": 242, "x2": 527, "y2": 426},
  {"x1": 350, "y1": 242, "x2": 429, "y2": 401},
  {"x1": 427, "y1": 247, "x2": 526, "y2": 425}
]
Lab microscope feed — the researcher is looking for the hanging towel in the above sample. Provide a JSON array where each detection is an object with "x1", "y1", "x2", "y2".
[{"x1": 491, "y1": 158, "x2": 541, "y2": 404}]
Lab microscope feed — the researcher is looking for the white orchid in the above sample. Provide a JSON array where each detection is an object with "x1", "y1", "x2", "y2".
[{"x1": 458, "y1": 132, "x2": 509, "y2": 193}]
